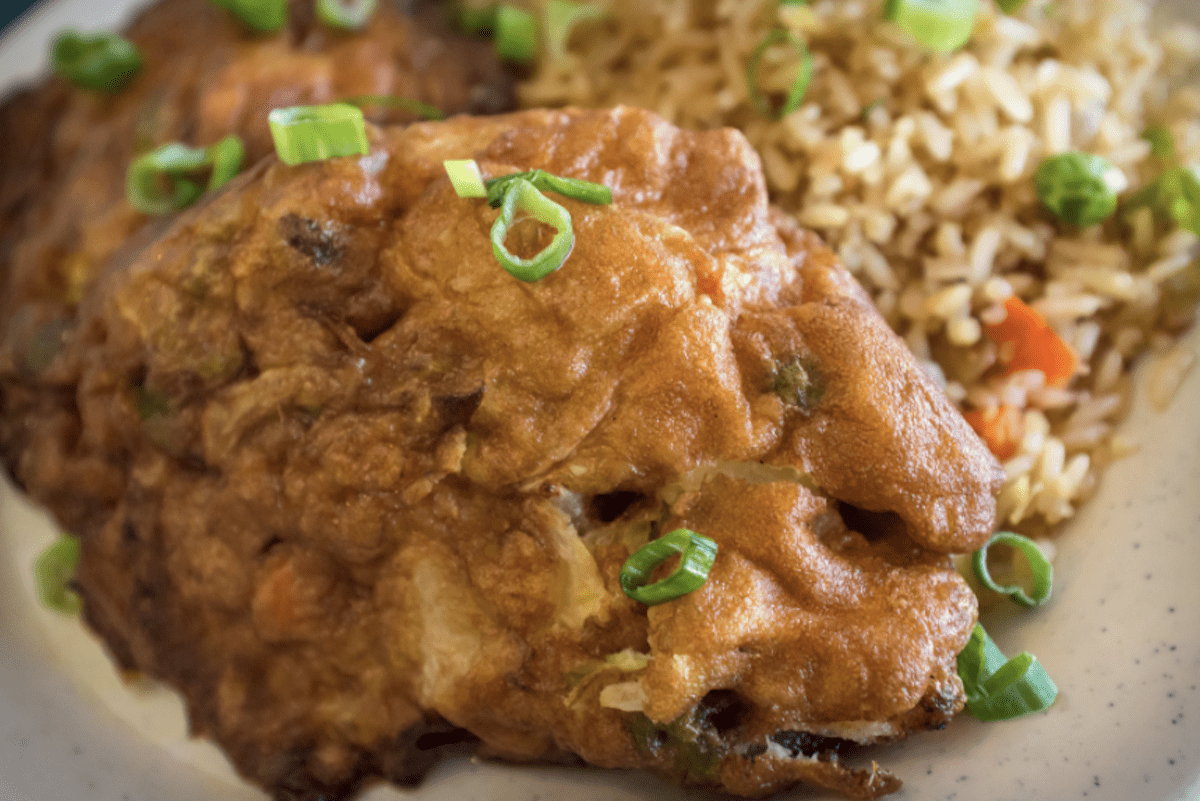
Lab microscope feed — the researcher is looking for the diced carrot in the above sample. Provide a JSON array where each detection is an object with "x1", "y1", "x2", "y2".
[
  {"x1": 963, "y1": 404, "x2": 1024, "y2": 461},
  {"x1": 982, "y1": 296, "x2": 1079, "y2": 388}
]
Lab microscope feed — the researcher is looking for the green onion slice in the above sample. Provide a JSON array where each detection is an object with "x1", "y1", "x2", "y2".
[
  {"x1": 957, "y1": 622, "x2": 1007, "y2": 689},
  {"x1": 206, "y1": 135, "x2": 246, "y2": 191},
  {"x1": 746, "y1": 28, "x2": 814, "y2": 120},
  {"x1": 457, "y1": 1, "x2": 498, "y2": 34},
  {"x1": 126, "y1": 135, "x2": 245, "y2": 215},
  {"x1": 1142, "y1": 125, "x2": 1175, "y2": 160},
  {"x1": 1157, "y1": 168, "x2": 1198, "y2": 235},
  {"x1": 444, "y1": 159, "x2": 488, "y2": 198},
  {"x1": 485, "y1": 169, "x2": 612, "y2": 208},
  {"x1": 972, "y1": 531, "x2": 1053, "y2": 608},
  {"x1": 448, "y1": 163, "x2": 611, "y2": 280},
  {"x1": 1163, "y1": 169, "x2": 1200, "y2": 235},
  {"x1": 51, "y1": 30, "x2": 142, "y2": 93},
  {"x1": 316, "y1": 0, "x2": 377, "y2": 29},
  {"x1": 268, "y1": 104, "x2": 369, "y2": 166},
  {"x1": 1125, "y1": 150, "x2": 1200, "y2": 237},
  {"x1": 619, "y1": 528, "x2": 719, "y2": 607},
  {"x1": 544, "y1": 0, "x2": 608, "y2": 60},
  {"x1": 995, "y1": 0, "x2": 1028, "y2": 13},
  {"x1": 495, "y1": 4, "x2": 539, "y2": 63},
  {"x1": 884, "y1": 0, "x2": 979, "y2": 53},
  {"x1": 490, "y1": 178, "x2": 575, "y2": 282},
  {"x1": 212, "y1": 0, "x2": 288, "y2": 32},
  {"x1": 1034, "y1": 152, "x2": 1122, "y2": 227},
  {"x1": 341, "y1": 94, "x2": 444, "y2": 120},
  {"x1": 35, "y1": 534, "x2": 83, "y2": 616},
  {"x1": 957, "y1": 623, "x2": 1058, "y2": 721}
]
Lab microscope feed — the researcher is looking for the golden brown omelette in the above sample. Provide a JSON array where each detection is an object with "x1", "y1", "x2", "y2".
[{"x1": 0, "y1": 105, "x2": 1004, "y2": 800}]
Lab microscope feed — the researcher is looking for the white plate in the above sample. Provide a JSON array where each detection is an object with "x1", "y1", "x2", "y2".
[{"x1": 1, "y1": 2, "x2": 1198, "y2": 800}]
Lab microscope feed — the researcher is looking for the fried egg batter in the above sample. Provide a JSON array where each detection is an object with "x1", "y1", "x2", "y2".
[{"x1": 0, "y1": 106, "x2": 1004, "y2": 800}]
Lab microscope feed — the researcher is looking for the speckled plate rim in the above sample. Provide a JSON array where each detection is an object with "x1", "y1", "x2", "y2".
[{"x1": 0, "y1": 2, "x2": 1198, "y2": 800}]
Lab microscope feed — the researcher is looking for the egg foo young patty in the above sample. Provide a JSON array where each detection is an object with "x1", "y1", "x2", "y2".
[
  {"x1": 0, "y1": 107, "x2": 1003, "y2": 800},
  {"x1": 0, "y1": 0, "x2": 516, "y2": 378}
]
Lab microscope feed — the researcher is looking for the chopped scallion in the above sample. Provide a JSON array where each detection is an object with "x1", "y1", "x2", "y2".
[
  {"x1": 490, "y1": 178, "x2": 575, "y2": 282},
  {"x1": 1123, "y1": 125, "x2": 1200, "y2": 236},
  {"x1": 316, "y1": 0, "x2": 377, "y2": 30},
  {"x1": 746, "y1": 28, "x2": 814, "y2": 120},
  {"x1": 1034, "y1": 152, "x2": 1122, "y2": 227},
  {"x1": 51, "y1": 30, "x2": 142, "y2": 93},
  {"x1": 495, "y1": 4, "x2": 538, "y2": 63},
  {"x1": 884, "y1": 0, "x2": 979, "y2": 53},
  {"x1": 212, "y1": 0, "x2": 288, "y2": 32},
  {"x1": 457, "y1": 1, "x2": 498, "y2": 34},
  {"x1": 341, "y1": 94, "x2": 444, "y2": 120},
  {"x1": 444, "y1": 159, "x2": 488, "y2": 198},
  {"x1": 207, "y1": 135, "x2": 246, "y2": 190},
  {"x1": 1165, "y1": 169, "x2": 1200, "y2": 235},
  {"x1": 35, "y1": 534, "x2": 83, "y2": 616},
  {"x1": 268, "y1": 104, "x2": 369, "y2": 166},
  {"x1": 957, "y1": 624, "x2": 1058, "y2": 721},
  {"x1": 972, "y1": 531, "x2": 1053, "y2": 608},
  {"x1": 544, "y1": 0, "x2": 608, "y2": 60},
  {"x1": 126, "y1": 135, "x2": 245, "y2": 215},
  {"x1": 619, "y1": 529, "x2": 718, "y2": 607},
  {"x1": 995, "y1": 0, "x2": 1028, "y2": 13},
  {"x1": 771, "y1": 356, "x2": 824, "y2": 409},
  {"x1": 1143, "y1": 125, "x2": 1175, "y2": 160},
  {"x1": 485, "y1": 169, "x2": 612, "y2": 208},
  {"x1": 450, "y1": 163, "x2": 611, "y2": 280},
  {"x1": 1125, "y1": 167, "x2": 1200, "y2": 236}
]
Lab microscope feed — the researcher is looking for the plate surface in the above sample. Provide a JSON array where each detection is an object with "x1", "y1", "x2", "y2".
[{"x1": 1, "y1": 2, "x2": 1198, "y2": 800}]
